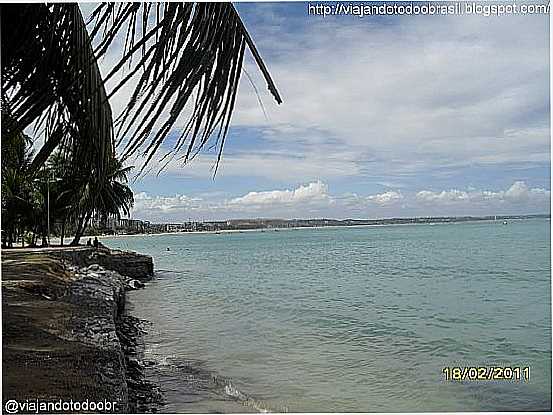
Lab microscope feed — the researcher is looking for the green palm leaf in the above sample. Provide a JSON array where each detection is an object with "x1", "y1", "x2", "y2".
[{"x1": 2, "y1": 4, "x2": 113, "y2": 179}]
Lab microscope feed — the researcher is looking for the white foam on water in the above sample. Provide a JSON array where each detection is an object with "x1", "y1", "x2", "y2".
[{"x1": 218, "y1": 377, "x2": 287, "y2": 413}]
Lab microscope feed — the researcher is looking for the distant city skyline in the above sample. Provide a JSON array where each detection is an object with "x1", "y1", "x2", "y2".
[
  {"x1": 87, "y1": 2, "x2": 550, "y2": 222},
  {"x1": 97, "y1": 214, "x2": 551, "y2": 235}
]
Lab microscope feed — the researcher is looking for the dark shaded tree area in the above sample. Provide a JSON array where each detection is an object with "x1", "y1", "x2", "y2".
[{"x1": 1, "y1": 114, "x2": 133, "y2": 247}]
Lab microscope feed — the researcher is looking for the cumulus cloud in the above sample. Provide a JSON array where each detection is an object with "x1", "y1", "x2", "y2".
[
  {"x1": 229, "y1": 181, "x2": 331, "y2": 207},
  {"x1": 504, "y1": 181, "x2": 541, "y2": 203},
  {"x1": 131, "y1": 181, "x2": 406, "y2": 220},
  {"x1": 416, "y1": 181, "x2": 550, "y2": 206},
  {"x1": 367, "y1": 191, "x2": 404, "y2": 206},
  {"x1": 130, "y1": 181, "x2": 548, "y2": 222},
  {"x1": 131, "y1": 182, "x2": 335, "y2": 221},
  {"x1": 133, "y1": 192, "x2": 205, "y2": 217},
  {"x1": 416, "y1": 189, "x2": 470, "y2": 204}
]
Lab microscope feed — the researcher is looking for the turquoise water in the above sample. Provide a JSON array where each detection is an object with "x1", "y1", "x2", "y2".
[{"x1": 104, "y1": 219, "x2": 551, "y2": 412}]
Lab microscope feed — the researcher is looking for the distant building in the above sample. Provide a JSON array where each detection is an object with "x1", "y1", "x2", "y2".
[{"x1": 166, "y1": 223, "x2": 189, "y2": 232}]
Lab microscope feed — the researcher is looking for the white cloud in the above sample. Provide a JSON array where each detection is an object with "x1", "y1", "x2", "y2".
[
  {"x1": 133, "y1": 192, "x2": 205, "y2": 216},
  {"x1": 367, "y1": 191, "x2": 404, "y2": 206},
  {"x1": 131, "y1": 181, "x2": 548, "y2": 222},
  {"x1": 131, "y1": 181, "x2": 405, "y2": 220},
  {"x1": 416, "y1": 181, "x2": 550, "y2": 206},
  {"x1": 229, "y1": 181, "x2": 331, "y2": 207},
  {"x1": 230, "y1": 10, "x2": 549, "y2": 181},
  {"x1": 504, "y1": 181, "x2": 531, "y2": 202},
  {"x1": 416, "y1": 189, "x2": 470, "y2": 204}
]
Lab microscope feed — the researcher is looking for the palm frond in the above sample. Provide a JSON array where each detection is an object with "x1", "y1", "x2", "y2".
[
  {"x1": 1, "y1": 4, "x2": 113, "y2": 179},
  {"x1": 89, "y1": 2, "x2": 281, "y2": 174}
]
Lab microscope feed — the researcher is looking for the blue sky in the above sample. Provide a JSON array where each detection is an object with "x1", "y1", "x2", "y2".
[{"x1": 91, "y1": 2, "x2": 550, "y2": 221}]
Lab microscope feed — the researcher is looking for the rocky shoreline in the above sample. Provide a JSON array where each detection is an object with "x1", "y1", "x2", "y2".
[{"x1": 2, "y1": 246, "x2": 161, "y2": 413}]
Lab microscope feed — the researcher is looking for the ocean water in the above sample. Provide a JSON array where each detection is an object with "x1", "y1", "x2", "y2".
[{"x1": 103, "y1": 219, "x2": 551, "y2": 412}]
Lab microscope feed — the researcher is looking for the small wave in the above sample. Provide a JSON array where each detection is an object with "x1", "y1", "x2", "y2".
[
  {"x1": 212, "y1": 375, "x2": 289, "y2": 413},
  {"x1": 142, "y1": 351, "x2": 288, "y2": 413}
]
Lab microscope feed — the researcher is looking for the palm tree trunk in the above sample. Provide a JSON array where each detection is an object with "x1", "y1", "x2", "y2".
[
  {"x1": 60, "y1": 219, "x2": 65, "y2": 246},
  {"x1": 70, "y1": 214, "x2": 85, "y2": 246},
  {"x1": 70, "y1": 210, "x2": 92, "y2": 246}
]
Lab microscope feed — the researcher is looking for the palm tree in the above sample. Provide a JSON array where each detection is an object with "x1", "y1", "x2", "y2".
[
  {"x1": 69, "y1": 158, "x2": 134, "y2": 245},
  {"x1": 1, "y1": 169, "x2": 34, "y2": 248},
  {"x1": 1, "y1": 3, "x2": 281, "y2": 182},
  {"x1": 1, "y1": 119, "x2": 35, "y2": 247},
  {"x1": 45, "y1": 150, "x2": 74, "y2": 245}
]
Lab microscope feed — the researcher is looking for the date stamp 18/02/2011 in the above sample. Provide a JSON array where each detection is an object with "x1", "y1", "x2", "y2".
[{"x1": 442, "y1": 366, "x2": 530, "y2": 382}]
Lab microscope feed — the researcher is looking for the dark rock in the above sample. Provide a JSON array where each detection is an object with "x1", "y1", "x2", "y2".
[
  {"x1": 127, "y1": 279, "x2": 145, "y2": 290},
  {"x1": 2, "y1": 249, "x2": 162, "y2": 414},
  {"x1": 116, "y1": 315, "x2": 164, "y2": 412},
  {"x1": 51, "y1": 247, "x2": 154, "y2": 281}
]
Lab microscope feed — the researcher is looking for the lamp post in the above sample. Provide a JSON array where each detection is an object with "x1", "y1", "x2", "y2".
[
  {"x1": 35, "y1": 171, "x2": 60, "y2": 247},
  {"x1": 47, "y1": 171, "x2": 50, "y2": 246}
]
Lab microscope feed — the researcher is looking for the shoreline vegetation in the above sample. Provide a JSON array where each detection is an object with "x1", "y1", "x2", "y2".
[{"x1": 1, "y1": 246, "x2": 161, "y2": 413}]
